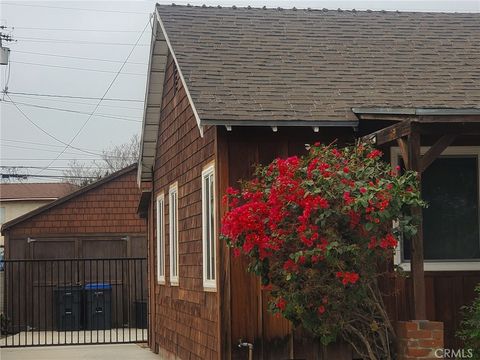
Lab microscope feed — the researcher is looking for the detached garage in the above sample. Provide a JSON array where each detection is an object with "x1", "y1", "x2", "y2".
[{"x1": 0, "y1": 164, "x2": 148, "y2": 346}]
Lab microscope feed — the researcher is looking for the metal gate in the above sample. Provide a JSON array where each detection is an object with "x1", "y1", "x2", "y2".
[{"x1": 0, "y1": 258, "x2": 147, "y2": 347}]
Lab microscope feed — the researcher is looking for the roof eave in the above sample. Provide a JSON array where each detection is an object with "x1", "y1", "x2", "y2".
[
  {"x1": 201, "y1": 119, "x2": 358, "y2": 127},
  {"x1": 352, "y1": 107, "x2": 480, "y2": 116}
]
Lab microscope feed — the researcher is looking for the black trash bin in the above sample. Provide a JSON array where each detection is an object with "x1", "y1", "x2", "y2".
[
  {"x1": 134, "y1": 300, "x2": 147, "y2": 329},
  {"x1": 84, "y1": 283, "x2": 112, "y2": 330},
  {"x1": 54, "y1": 285, "x2": 82, "y2": 331}
]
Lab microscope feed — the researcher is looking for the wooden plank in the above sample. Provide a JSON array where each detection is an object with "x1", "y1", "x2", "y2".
[
  {"x1": 420, "y1": 134, "x2": 457, "y2": 172},
  {"x1": 361, "y1": 120, "x2": 412, "y2": 145},
  {"x1": 407, "y1": 128, "x2": 427, "y2": 320},
  {"x1": 396, "y1": 138, "x2": 409, "y2": 169}
]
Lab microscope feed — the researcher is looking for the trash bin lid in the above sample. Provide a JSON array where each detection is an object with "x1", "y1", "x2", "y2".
[{"x1": 85, "y1": 283, "x2": 112, "y2": 290}]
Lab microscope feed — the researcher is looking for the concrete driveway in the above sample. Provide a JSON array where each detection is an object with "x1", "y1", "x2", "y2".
[{"x1": 1, "y1": 343, "x2": 160, "y2": 360}]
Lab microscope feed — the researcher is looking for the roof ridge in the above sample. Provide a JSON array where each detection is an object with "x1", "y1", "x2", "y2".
[{"x1": 157, "y1": 3, "x2": 479, "y2": 15}]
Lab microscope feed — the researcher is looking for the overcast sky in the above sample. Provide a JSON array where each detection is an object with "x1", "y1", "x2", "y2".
[{"x1": 1, "y1": 0, "x2": 479, "y2": 182}]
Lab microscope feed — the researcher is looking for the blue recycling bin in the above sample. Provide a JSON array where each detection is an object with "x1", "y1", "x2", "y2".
[{"x1": 84, "y1": 283, "x2": 112, "y2": 330}]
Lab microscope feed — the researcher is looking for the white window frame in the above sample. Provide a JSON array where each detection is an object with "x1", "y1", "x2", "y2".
[
  {"x1": 202, "y1": 163, "x2": 217, "y2": 290},
  {"x1": 169, "y1": 183, "x2": 179, "y2": 286},
  {"x1": 391, "y1": 146, "x2": 480, "y2": 272},
  {"x1": 156, "y1": 193, "x2": 165, "y2": 284}
]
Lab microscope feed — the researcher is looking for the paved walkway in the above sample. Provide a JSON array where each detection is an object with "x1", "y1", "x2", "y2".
[{"x1": 1, "y1": 343, "x2": 160, "y2": 360}]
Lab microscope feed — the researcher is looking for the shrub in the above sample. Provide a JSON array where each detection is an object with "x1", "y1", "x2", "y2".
[
  {"x1": 457, "y1": 284, "x2": 480, "y2": 359},
  {"x1": 221, "y1": 142, "x2": 424, "y2": 360}
]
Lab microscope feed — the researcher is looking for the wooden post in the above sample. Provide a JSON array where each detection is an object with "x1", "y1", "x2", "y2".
[{"x1": 407, "y1": 128, "x2": 427, "y2": 320}]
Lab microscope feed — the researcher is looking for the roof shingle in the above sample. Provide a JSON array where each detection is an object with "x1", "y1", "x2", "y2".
[{"x1": 156, "y1": 5, "x2": 480, "y2": 123}]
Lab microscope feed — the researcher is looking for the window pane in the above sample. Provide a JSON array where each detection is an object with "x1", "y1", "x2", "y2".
[
  {"x1": 209, "y1": 175, "x2": 215, "y2": 280},
  {"x1": 403, "y1": 156, "x2": 480, "y2": 260}
]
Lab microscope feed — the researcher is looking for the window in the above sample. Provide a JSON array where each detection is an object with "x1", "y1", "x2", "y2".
[
  {"x1": 202, "y1": 163, "x2": 216, "y2": 289},
  {"x1": 392, "y1": 146, "x2": 480, "y2": 271},
  {"x1": 156, "y1": 194, "x2": 165, "y2": 284},
  {"x1": 169, "y1": 183, "x2": 179, "y2": 285}
]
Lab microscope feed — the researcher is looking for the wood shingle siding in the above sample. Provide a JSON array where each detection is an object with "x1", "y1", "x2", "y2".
[{"x1": 151, "y1": 54, "x2": 218, "y2": 359}]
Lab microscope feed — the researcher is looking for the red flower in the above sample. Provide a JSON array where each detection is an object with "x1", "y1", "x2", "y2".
[
  {"x1": 317, "y1": 305, "x2": 326, "y2": 315},
  {"x1": 283, "y1": 259, "x2": 299, "y2": 273},
  {"x1": 233, "y1": 248, "x2": 241, "y2": 257},
  {"x1": 367, "y1": 149, "x2": 382, "y2": 159},
  {"x1": 336, "y1": 271, "x2": 360, "y2": 286},
  {"x1": 360, "y1": 187, "x2": 367, "y2": 194},
  {"x1": 343, "y1": 191, "x2": 354, "y2": 205},
  {"x1": 277, "y1": 298, "x2": 287, "y2": 311},
  {"x1": 343, "y1": 166, "x2": 349, "y2": 174},
  {"x1": 379, "y1": 234, "x2": 398, "y2": 249}
]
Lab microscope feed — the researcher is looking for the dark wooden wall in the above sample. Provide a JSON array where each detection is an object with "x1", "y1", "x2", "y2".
[
  {"x1": 150, "y1": 54, "x2": 218, "y2": 360},
  {"x1": 217, "y1": 126, "x2": 357, "y2": 359}
]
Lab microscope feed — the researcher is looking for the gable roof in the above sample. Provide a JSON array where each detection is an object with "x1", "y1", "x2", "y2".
[
  {"x1": 0, "y1": 182, "x2": 78, "y2": 202},
  {"x1": 156, "y1": 5, "x2": 479, "y2": 124},
  {"x1": 1, "y1": 164, "x2": 137, "y2": 233}
]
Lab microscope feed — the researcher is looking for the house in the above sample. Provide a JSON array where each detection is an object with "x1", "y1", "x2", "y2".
[
  {"x1": 0, "y1": 182, "x2": 77, "y2": 247},
  {"x1": 1, "y1": 164, "x2": 147, "y2": 336},
  {"x1": 137, "y1": 5, "x2": 480, "y2": 359}
]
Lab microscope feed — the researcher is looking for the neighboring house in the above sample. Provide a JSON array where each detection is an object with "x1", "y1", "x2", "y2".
[
  {"x1": 0, "y1": 182, "x2": 77, "y2": 246},
  {"x1": 1, "y1": 164, "x2": 147, "y2": 329},
  {"x1": 137, "y1": 5, "x2": 480, "y2": 359}
]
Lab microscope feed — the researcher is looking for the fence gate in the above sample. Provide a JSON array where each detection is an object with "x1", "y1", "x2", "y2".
[{"x1": 0, "y1": 258, "x2": 147, "y2": 347}]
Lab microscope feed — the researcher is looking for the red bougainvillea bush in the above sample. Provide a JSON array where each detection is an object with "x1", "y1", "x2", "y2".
[{"x1": 221, "y1": 142, "x2": 424, "y2": 360}]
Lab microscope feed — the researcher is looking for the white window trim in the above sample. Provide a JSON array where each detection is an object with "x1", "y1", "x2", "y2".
[
  {"x1": 391, "y1": 146, "x2": 480, "y2": 272},
  {"x1": 156, "y1": 193, "x2": 165, "y2": 284},
  {"x1": 202, "y1": 163, "x2": 217, "y2": 290},
  {"x1": 169, "y1": 183, "x2": 179, "y2": 286}
]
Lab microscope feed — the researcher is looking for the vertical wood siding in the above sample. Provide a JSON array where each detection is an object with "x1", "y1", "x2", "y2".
[{"x1": 151, "y1": 54, "x2": 218, "y2": 359}]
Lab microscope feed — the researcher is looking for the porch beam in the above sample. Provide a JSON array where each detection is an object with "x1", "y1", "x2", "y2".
[
  {"x1": 361, "y1": 120, "x2": 412, "y2": 145},
  {"x1": 420, "y1": 134, "x2": 457, "y2": 172},
  {"x1": 396, "y1": 138, "x2": 409, "y2": 169},
  {"x1": 407, "y1": 127, "x2": 427, "y2": 320}
]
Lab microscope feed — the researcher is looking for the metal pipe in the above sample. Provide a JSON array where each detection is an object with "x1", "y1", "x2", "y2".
[{"x1": 238, "y1": 339, "x2": 254, "y2": 360}]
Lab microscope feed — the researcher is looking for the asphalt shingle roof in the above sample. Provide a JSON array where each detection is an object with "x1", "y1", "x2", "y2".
[{"x1": 156, "y1": 5, "x2": 480, "y2": 123}]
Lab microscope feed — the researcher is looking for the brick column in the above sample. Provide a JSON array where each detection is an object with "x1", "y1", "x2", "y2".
[{"x1": 396, "y1": 320, "x2": 444, "y2": 360}]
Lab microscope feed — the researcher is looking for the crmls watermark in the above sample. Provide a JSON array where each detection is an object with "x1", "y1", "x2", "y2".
[{"x1": 435, "y1": 348, "x2": 474, "y2": 359}]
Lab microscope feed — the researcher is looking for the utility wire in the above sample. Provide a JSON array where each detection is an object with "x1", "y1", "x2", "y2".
[
  {"x1": 13, "y1": 27, "x2": 144, "y2": 33},
  {"x1": 0, "y1": 138, "x2": 103, "y2": 152},
  {"x1": 10, "y1": 61, "x2": 147, "y2": 76},
  {"x1": 13, "y1": 50, "x2": 148, "y2": 65},
  {"x1": 4, "y1": 94, "x2": 105, "y2": 157},
  {"x1": 1, "y1": 100, "x2": 142, "y2": 123},
  {"x1": 14, "y1": 36, "x2": 149, "y2": 46},
  {"x1": 7, "y1": 94, "x2": 143, "y2": 111},
  {"x1": 36, "y1": 17, "x2": 152, "y2": 175},
  {"x1": 1, "y1": 173, "x2": 100, "y2": 180},
  {"x1": 2, "y1": 2, "x2": 148, "y2": 15},
  {"x1": 4, "y1": 91, "x2": 144, "y2": 103},
  {"x1": 1, "y1": 144, "x2": 106, "y2": 156}
]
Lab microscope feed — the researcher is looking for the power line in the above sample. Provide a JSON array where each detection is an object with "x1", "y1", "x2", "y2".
[
  {"x1": 10, "y1": 61, "x2": 147, "y2": 76},
  {"x1": 14, "y1": 36, "x2": 149, "y2": 46},
  {"x1": 0, "y1": 138, "x2": 103, "y2": 152},
  {"x1": 4, "y1": 94, "x2": 105, "y2": 157},
  {"x1": 36, "y1": 18, "x2": 152, "y2": 174},
  {"x1": 4, "y1": 91, "x2": 144, "y2": 103},
  {"x1": 13, "y1": 27, "x2": 144, "y2": 33},
  {"x1": 13, "y1": 50, "x2": 148, "y2": 65},
  {"x1": 1, "y1": 173, "x2": 99, "y2": 180},
  {"x1": 1, "y1": 144, "x2": 104, "y2": 156},
  {"x1": 1, "y1": 100, "x2": 142, "y2": 123},
  {"x1": 8, "y1": 94, "x2": 144, "y2": 111},
  {"x1": 2, "y1": 2, "x2": 149, "y2": 15}
]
